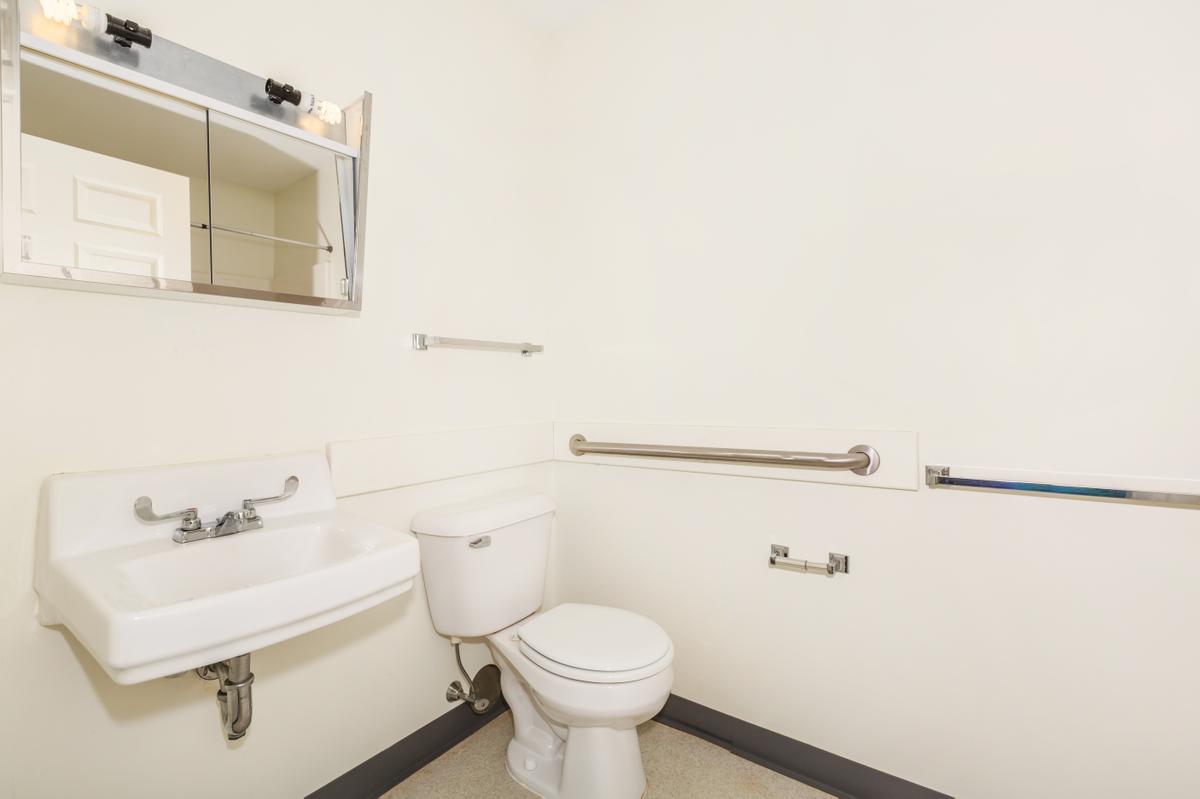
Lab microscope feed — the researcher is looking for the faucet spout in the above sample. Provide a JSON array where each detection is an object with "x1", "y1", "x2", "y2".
[{"x1": 214, "y1": 510, "x2": 245, "y2": 537}]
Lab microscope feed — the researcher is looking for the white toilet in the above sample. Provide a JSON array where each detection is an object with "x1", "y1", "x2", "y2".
[{"x1": 411, "y1": 490, "x2": 674, "y2": 799}]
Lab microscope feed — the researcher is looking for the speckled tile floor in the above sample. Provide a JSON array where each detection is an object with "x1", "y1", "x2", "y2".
[{"x1": 383, "y1": 711, "x2": 833, "y2": 798}]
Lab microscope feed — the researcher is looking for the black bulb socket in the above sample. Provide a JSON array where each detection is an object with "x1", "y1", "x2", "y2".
[
  {"x1": 105, "y1": 14, "x2": 152, "y2": 49},
  {"x1": 265, "y1": 78, "x2": 302, "y2": 106}
]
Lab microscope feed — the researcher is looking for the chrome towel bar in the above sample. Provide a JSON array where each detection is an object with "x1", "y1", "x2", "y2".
[
  {"x1": 412, "y1": 334, "x2": 543, "y2": 356},
  {"x1": 568, "y1": 435, "x2": 881, "y2": 475},
  {"x1": 926, "y1": 466, "x2": 1200, "y2": 509}
]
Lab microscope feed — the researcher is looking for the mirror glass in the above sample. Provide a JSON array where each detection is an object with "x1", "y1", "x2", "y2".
[
  {"x1": 19, "y1": 53, "x2": 211, "y2": 284},
  {"x1": 207, "y1": 111, "x2": 352, "y2": 299}
]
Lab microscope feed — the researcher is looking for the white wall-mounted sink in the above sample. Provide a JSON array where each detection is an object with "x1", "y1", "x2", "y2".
[{"x1": 35, "y1": 453, "x2": 419, "y2": 684}]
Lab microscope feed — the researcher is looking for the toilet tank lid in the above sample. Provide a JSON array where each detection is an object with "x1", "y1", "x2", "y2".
[{"x1": 410, "y1": 489, "x2": 555, "y2": 537}]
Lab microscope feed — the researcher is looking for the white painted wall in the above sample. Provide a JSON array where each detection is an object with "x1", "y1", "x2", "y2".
[
  {"x1": 0, "y1": 1, "x2": 553, "y2": 795},
  {"x1": 544, "y1": 2, "x2": 1200, "y2": 798}
]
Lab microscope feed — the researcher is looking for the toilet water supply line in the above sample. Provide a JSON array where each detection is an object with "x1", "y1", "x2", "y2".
[
  {"x1": 451, "y1": 638, "x2": 476, "y2": 698},
  {"x1": 446, "y1": 638, "x2": 499, "y2": 714}
]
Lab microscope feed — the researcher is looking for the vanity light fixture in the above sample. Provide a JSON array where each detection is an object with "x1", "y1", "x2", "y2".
[
  {"x1": 37, "y1": 1, "x2": 152, "y2": 48},
  {"x1": 265, "y1": 77, "x2": 344, "y2": 126}
]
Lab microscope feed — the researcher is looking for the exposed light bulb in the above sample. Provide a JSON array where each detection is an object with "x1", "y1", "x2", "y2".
[
  {"x1": 76, "y1": 3, "x2": 107, "y2": 34},
  {"x1": 37, "y1": 2, "x2": 151, "y2": 48},
  {"x1": 38, "y1": 1, "x2": 107, "y2": 34},
  {"x1": 304, "y1": 95, "x2": 344, "y2": 127},
  {"x1": 265, "y1": 78, "x2": 344, "y2": 127},
  {"x1": 38, "y1": 0, "x2": 78, "y2": 25}
]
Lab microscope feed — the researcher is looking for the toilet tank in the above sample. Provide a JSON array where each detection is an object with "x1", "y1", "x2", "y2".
[{"x1": 411, "y1": 490, "x2": 555, "y2": 637}]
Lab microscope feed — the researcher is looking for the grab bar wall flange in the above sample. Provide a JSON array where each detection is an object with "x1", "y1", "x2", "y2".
[
  {"x1": 569, "y1": 434, "x2": 880, "y2": 475},
  {"x1": 925, "y1": 465, "x2": 1200, "y2": 509}
]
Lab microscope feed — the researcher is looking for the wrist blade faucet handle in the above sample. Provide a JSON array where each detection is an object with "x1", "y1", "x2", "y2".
[
  {"x1": 134, "y1": 497, "x2": 202, "y2": 532},
  {"x1": 242, "y1": 475, "x2": 300, "y2": 519}
]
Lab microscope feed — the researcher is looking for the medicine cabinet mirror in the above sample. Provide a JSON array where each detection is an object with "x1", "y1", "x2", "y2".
[{"x1": 1, "y1": 1, "x2": 371, "y2": 311}]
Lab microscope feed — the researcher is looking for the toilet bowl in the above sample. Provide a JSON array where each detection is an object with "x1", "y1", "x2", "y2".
[
  {"x1": 410, "y1": 491, "x2": 675, "y2": 799},
  {"x1": 488, "y1": 604, "x2": 674, "y2": 799}
]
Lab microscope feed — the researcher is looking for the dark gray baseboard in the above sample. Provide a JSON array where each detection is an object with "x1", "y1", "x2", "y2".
[
  {"x1": 654, "y1": 695, "x2": 952, "y2": 799},
  {"x1": 306, "y1": 696, "x2": 508, "y2": 799},
  {"x1": 310, "y1": 692, "x2": 950, "y2": 799}
]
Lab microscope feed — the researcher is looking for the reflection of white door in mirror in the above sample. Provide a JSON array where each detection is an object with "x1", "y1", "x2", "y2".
[{"x1": 21, "y1": 134, "x2": 192, "y2": 280}]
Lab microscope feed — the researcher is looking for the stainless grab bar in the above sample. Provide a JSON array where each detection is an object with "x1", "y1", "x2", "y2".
[
  {"x1": 926, "y1": 466, "x2": 1200, "y2": 509},
  {"x1": 412, "y1": 334, "x2": 543, "y2": 356},
  {"x1": 569, "y1": 435, "x2": 880, "y2": 475}
]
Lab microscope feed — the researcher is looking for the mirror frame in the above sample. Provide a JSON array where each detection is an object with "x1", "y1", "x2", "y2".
[{"x1": 0, "y1": 1, "x2": 371, "y2": 313}]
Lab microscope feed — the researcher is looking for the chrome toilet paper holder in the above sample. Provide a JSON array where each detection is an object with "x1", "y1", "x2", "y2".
[{"x1": 769, "y1": 545, "x2": 849, "y2": 576}]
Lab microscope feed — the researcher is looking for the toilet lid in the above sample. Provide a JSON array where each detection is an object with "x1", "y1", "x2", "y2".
[{"x1": 517, "y1": 603, "x2": 671, "y2": 674}]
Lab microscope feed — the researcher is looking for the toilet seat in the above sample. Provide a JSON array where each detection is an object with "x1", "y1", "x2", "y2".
[{"x1": 517, "y1": 603, "x2": 673, "y2": 684}]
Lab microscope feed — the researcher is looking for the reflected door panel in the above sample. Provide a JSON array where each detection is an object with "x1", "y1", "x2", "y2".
[
  {"x1": 21, "y1": 134, "x2": 192, "y2": 280},
  {"x1": 19, "y1": 52, "x2": 211, "y2": 283}
]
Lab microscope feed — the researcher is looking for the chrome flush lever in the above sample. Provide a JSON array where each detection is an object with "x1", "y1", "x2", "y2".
[
  {"x1": 242, "y1": 476, "x2": 300, "y2": 521},
  {"x1": 134, "y1": 496, "x2": 202, "y2": 532}
]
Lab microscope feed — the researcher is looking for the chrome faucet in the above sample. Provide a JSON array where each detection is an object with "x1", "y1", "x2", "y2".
[
  {"x1": 134, "y1": 476, "x2": 300, "y2": 543},
  {"x1": 214, "y1": 509, "x2": 251, "y2": 537}
]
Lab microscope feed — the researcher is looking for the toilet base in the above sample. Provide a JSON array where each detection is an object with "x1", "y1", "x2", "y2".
[
  {"x1": 505, "y1": 733, "x2": 562, "y2": 798},
  {"x1": 497, "y1": 657, "x2": 648, "y2": 799},
  {"x1": 505, "y1": 723, "x2": 647, "y2": 799},
  {"x1": 560, "y1": 726, "x2": 646, "y2": 799}
]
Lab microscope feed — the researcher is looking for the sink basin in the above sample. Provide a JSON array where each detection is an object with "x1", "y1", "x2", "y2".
[
  {"x1": 119, "y1": 517, "x2": 377, "y2": 605},
  {"x1": 35, "y1": 453, "x2": 419, "y2": 684}
]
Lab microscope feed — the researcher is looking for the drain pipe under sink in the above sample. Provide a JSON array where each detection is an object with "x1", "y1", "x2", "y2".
[{"x1": 197, "y1": 653, "x2": 254, "y2": 739}]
